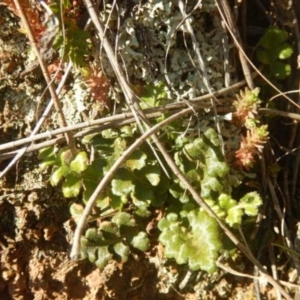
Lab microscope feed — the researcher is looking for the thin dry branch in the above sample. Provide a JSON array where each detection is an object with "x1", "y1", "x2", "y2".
[
  {"x1": 13, "y1": 0, "x2": 75, "y2": 151},
  {"x1": 214, "y1": 0, "x2": 300, "y2": 110},
  {"x1": 178, "y1": 0, "x2": 224, "y2": 154},
  {"x1": 2, "y1": 104, "x2": 300, "y2": 161},
  {"x1": 215, "y1": 0, "x2": 254, "y2": 89},
  {"x1": 0, "y1": 62, "x2": 73, "y2": 179},
  {"x1": 0, "y1": 79, "x2": 248, "y2": 154},
  {"x1": 0, "y1": 1, "x2": 76, "y2": 179}
]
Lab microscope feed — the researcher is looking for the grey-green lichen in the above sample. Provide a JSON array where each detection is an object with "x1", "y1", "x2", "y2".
[{"x1": 97, "y1": 0, "x2": 231, "y2": 100}]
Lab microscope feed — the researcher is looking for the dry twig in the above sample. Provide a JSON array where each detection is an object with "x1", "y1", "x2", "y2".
[
  {"x1": 0, "y1": 1, "x2": 76, "y2": 179},
  {"x1": 214, "y1": 0, "x2": 300, "y2": 110},
  {"x1": 13, "y1": 0, "x2": 75, "y2": 151}
]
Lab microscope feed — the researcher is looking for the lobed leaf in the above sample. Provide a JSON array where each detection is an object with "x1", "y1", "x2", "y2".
[
  {"x1": 125, "y1": 150, "x2": 147, "y2": 171},
  {"x1": 62, "y1": 173, "x2": 82, "y2": 198},
  {"x1": 258, "y1": 27, "x2": 288, "y2": 49},
  {"x1": 111, "y1": 168, "x2": 135, "y2": 196},
  {"x1": 130, "y1": 231, "x2": 150, "y2": 251},
  {"x1": 70, "y1": 151, "x2": 89, "y2": 174},
  {"x1": 113, "y1": 242, "x2": 130, "y2": 262},
  {"x1": 95, "y1": 247, "x2": 113, "y2": 269},
  {"x1": 50, "y1": 165, "x2": 69, "y2": 186},
  {"x1": 158, "y1": 211, "x2": 221, "y2": 272},
  {"x1": 112, "y1": 212, "x2": 136, "y2": 227}
]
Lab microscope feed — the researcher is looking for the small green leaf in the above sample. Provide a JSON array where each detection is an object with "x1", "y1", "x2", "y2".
[
  {"x1": 256, "y1": 49, "x2": 272, "y2": 64},
  {"x1": 70, "y1": 151, "x2": 88, "y2": 173},
  {"x1": 218, "y1": 193, "x2": 237, "y2": 212},
  {"x1": 239, "y1": 192, "x2": 262, "y2": 216},
  {"x1": 130, "y1": 231, "x2": 150, "y2": 251},
  {"x1": 50, "y1": 165, "x2": 69, "y2": 186},
  {"x1": 102, "y1": 129, "x2": 119, "y2": 139},
  {"x1": 132, "y1": 184, "x2": 154, "y2": 205},
  {"x1": 111, "y1": 168, "x2": 135, "y2": 196},
  {"x1": 120, "y1": 125, "x2": 134, "y2": 137},
  {"x1": 83, "y1": 158, "x2": 106, "y2": 180},
  {"x1": 201, "y1": 175, "x2": 224, "y2": 193},
  {"x1": 259, "y1": 27, "x2": 288, "y2": 49},
  {"x1": 110, "y1": 192, "x2": 126, "y2": 209},
  {"x1": 89, "y1": 134, "x2": 114, "y2": 153},
  {"x1": 141, "y1": 82, "x2": 167, "y2": 108},
  {"x1": 84, "y1": 246, "x2": 97, "y2": 263},
  {"x1": 83, "y1": 228, "x2": 102, "y2": 244},
  {"x1": 38, "y1": 146, "x2": 57, "y2": 161},
  {"x1": 82, "y1": 179, "x2": 107, "y2": 207},
  {"x1": 95, "y1": 246, "x2": 113, "y2": 268},
  {"x1": 270, "y1": 61, "x2": 291, "y2": 79},
  {"x1": 62, "y1": 174, "x2": 82, "y2": 197},
  {"x1": 125, "y1": 150, "x2": 147, "y2": 171},
  {"x1": 100, "y1": 221, "x2": 119, "y2": 235},
  {"x1": 206, "y1": 159, "x2": 229, "y2": 178},
  {"x1": 183, "y1": 138, "x2": 204, "y2": 161},
  {"x1": 226, "y1": 192, "x2": 262, "y2": 227},
  {"x1": 204, "y1": 128, "x2": 221, "y2": 147},
  {"x1": 144, "y1": 165, "x2": 161, "y2": 186},
  {"x1": 185, "y1": 168, "x2": 201, "y2": 184},
  {"x1": 114, "y1": 137, "x2": 127, "y2": 158},
  {"x1": 70, "y1": 203, "x2": 84, "y2": 219},
  {"x1": 114, "y1": 242, "x2": 130, "y2": 261},
  {"x1": 134, "y1": 206, "x2": 151, "y2": 217},
  {"x1": 158, "y1": 213, "x2": 178, "y2": 230},
  {"x1": 274, "y1": 43, "x2": 293, "y2": 60},
  {"x1": 169, "y1": 181, "x2": 190, "y2": 203},
  {"x1": 39, "y1": 159, "x2": 58, "y2": 170},
  {"x1": 226, "y1": 207, "x2": 244, "y2": 227},
  {"x1": 112, "y1": 212, "x2": 136, "y2": 227}
]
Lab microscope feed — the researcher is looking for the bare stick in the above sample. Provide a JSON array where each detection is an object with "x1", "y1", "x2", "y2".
[
  {"x1": 0, "y1": 79, "x2": 248, "y2": 153},
  {"x1": 215, "y1": 0, "x2": 254, "y2": 89},
  {"x1": 0, "y1": 62, "x2": 73, "y2": 179},
  {"x1": 13, "y1": 0, "x2": 76, "y2": 152},
  {"x1": 2, "y1": 102, "x2": 300, "y2": 161},
  {"x1": 214, "y1": 0, "x2": 300, "y2": 110},
  {"x1": 0, "y1": 2, "x2": 76, "y2": 179}
]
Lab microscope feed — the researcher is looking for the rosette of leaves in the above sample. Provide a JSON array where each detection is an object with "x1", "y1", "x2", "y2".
[
  {"x1": 157, "y1": 128, "x2": 262, "y2": 271},
  {"x1": 233, "y1": 88, "x2": 269, "y2": 168},
  {"x1": 83, "y1": 128, "x2": 170, "y2": 213},
  {"x1": 39, "y1": 126, "x2": 169, "y2": 210},
  {"x1": 39, "y1": 126, "x2": 171, "y2": 267},
  {"x1": 39, "y1": 147, "x2": 89, "y2": 198},
  {"x1": 81, "y1": 212, "x2": 150, "y2": 268},
  {"x1": 171, "y1": 128, "x2": 262, "y2": 226},
  {"x1": 158, "y1": 210, "x2": 221, "y2": 272},
  {"x1": 181, "y1": 128, "x2": 230, "y2": 201},
  {"x1": 218, "y1": 192, "x2": 262, "y2": 227},
  {"x1": 256, "y1": 27, "x2": 293, "y2": 80}
]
